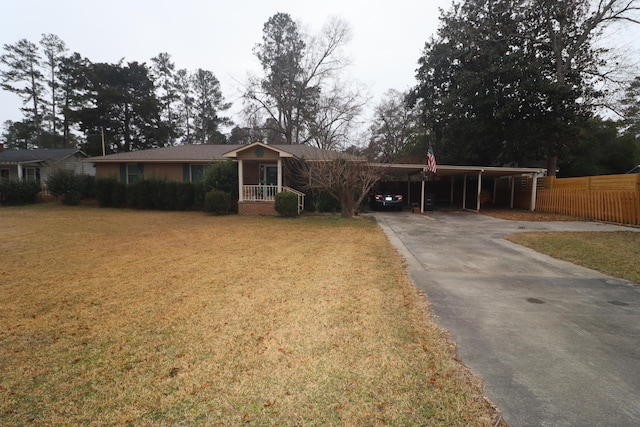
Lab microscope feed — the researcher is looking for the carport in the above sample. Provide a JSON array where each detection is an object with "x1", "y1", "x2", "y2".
[{"x1": 375, "y1": 164, "x2": 546, "y2": 213}]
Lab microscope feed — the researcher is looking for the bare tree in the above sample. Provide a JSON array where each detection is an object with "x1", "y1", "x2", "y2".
[
  {"x1": 306, "y1": 79, "x2": 369, "y2": 150},
  {"x1": 366, "y1": 89, "x2": 424, "y2": 162},
  {"x1": 243, "y1": 14, "x2": 362, "y2": 147},
  {"x1": 289, "y1": 153, "x2": 386, "y2": 218}
]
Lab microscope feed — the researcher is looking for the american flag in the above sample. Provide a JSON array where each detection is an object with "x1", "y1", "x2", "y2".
[{"x1": 427, "y1": 144, "x2": 437, "y2": 174}]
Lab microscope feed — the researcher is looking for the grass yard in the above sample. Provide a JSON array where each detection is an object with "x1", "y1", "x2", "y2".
[
  {"x1": 506, "y1": 231, "x2": 640, "y2": 284},
  {"x1": 0, "y1": 205, "x2": 495, "y2": 426}
]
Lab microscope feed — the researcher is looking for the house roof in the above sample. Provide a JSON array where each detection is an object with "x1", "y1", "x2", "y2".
[
  {"x1": 373, "y1": 163, "x2": 547, "y2": 177},
  {"x1": 0, "y1": 148, "x2": 86, "y2": 165},
  {"x1": 86, "y1": 143, "x2": 362, "y2": 163}
]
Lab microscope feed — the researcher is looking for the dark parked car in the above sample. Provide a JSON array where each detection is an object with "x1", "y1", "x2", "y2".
[{"x1": 370, "y1": 188, "x2": 404, "y2": 211}]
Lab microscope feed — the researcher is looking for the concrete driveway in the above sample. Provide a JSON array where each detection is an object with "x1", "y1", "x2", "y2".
[{"x1": 373, "y1": 211, "x2": 640, "y2": 427}]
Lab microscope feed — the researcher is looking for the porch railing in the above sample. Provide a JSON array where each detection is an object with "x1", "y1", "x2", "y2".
[
  {"x1": 283, "y1": 186, "x2": 305, "y2": 215},
  {"x1": 241, "y1": 185, "x2": 306, "y2": 214},
  {"x1": 242, "y1": 185, "x2": 278, "y2": 201}
]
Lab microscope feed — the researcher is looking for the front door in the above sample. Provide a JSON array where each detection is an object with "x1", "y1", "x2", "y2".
[{"x1": 260, "y1": 164, "x2": 278, "y2": 186}]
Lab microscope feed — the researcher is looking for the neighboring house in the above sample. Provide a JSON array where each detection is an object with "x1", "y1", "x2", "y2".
[
  {"x1": 86, "y1": 142, "x2": 354, "y2": 214},
  {"x1": 0, "y1": 148, "x2": 93, "y2": 186}
]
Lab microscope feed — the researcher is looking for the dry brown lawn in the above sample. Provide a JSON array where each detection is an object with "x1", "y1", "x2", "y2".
[{"x1": 0, "y1": 204, "x2": 496, "y2": 426}]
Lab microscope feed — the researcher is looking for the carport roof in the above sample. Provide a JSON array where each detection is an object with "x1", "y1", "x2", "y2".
[{"x1": 374, "y1": 163, "x2": 546, "y2": 177}]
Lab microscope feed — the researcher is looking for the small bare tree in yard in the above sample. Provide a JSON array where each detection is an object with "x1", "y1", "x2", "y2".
[{"x1": 290, "y1": 154, "x2": 386, "y2": 218}]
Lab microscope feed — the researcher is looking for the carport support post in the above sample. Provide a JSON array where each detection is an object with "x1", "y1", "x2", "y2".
[
  {"x1": 450, "y1": 177, "x2": 454, "y2": 207},
  {"x1": 476, "y1": 171, "x2": 482, "y2": 212},
  {"x1": 420, "y1": 172, "x2": 425, "y2": 213},
  {"x1": 493, "y1": 179, "x2": 498, "y2": 205},
  {"x1": 530, "y1": 172, "x2": 539, "y2": 211},
  {"x1": 462, "y1": 175, "x2": 467, "y2": 210},
  {"x1": 510, "y1": 176, "x2": 515, "y2": 208}
]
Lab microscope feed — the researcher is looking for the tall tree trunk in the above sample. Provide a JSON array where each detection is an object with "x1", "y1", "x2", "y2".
[{"x1": 340, "y1": 193, "x2": 355, "y2": 218}]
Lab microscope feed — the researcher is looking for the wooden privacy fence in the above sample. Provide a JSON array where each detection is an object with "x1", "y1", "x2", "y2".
[{"x1": 536, "y1": 174, "x2": 640, "y2": 225}]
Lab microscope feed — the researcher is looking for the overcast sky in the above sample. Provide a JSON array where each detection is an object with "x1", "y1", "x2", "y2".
[
  {"x1": 0, "y1": 0, "x2": 451, "y2": 129},
  {"x1": 2, "y1": 0, "x2": 639, "y2": 136}
]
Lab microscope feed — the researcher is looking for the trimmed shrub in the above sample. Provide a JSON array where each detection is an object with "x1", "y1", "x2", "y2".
[
  {"x1": 78, "y1": 175, "x2": 96, "y2": 199},
  {"x1": 308, "y1": 190, "x2": 341, "y2": 213},
  {"x1": 275, "y1": 191, "x2": 299, "y2": 217},
  {"x1": 97, "y1": 178, "x2": 199, "y2": 211},
  {"x1": 126, "y1": 181, "x2": 142, "y2": 209},
  {"x1": 0, "y1": 179, "x2": 41, "y2": 205},
  {"x1": 95, "y1": 178, "x2": 127, "y2": 208},
  {"x1": 95, "y1": 178, "x2": 116, "y2": 207},
  {"x1": 163, "y1": 181, "x2": 179, "y2": 211},
  {"x1": 203, "y1": 160, "x2": 238, "y2": 197},
  {"x1": 193, "y1": 181, "x2": 206, "y2": 210},
  {"x1": 176, "y1": 182, "x2": 195, "y2": 210},
  {"x1": 204, "y1": 189, "x2": 231, "y2": 215},
  {"x1": 46, "y1": 168, "x2": 90, "y2": 205},
  {"x1": 111, "y1": 181, "x2": 127, "y2": 207}
]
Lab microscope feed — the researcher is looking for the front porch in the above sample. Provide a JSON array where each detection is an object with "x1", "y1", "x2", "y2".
[
  {"x1": 224, "y1": 143, "x2": 305, "y2": 215},
  {"x1": 238, "y1": 185, "x2": 305, "y2": 215}
]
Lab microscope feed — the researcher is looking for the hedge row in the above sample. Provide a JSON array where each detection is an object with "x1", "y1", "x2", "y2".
[
  {"x1": 95, "y1": 178, "x2": 209, "y2": 211},
  {"x1": 47, "y1": 170, "x2": 95, "y2": 205},
  {"x1": 0, "y1": 180, "x2": 42, "y2": 205}
]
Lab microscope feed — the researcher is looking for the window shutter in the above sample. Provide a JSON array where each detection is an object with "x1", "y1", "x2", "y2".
[
  {"x1": 183, "y1": 163, "x2": 190, "y2": 182},
  {"x1": 138, "y1": 163, "x2": 144, "y2": 179},
  {"x1": 119, "y1": 164, "x2": 126, "y2": 183}
]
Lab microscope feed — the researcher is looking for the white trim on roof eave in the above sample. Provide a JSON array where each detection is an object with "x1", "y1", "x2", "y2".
[
  {"x1": 223, "y1": 141, "x2": 295, "y2": 159},
  {"x1": 84, "y1": 158, "x2": 227, "y2": 163}
]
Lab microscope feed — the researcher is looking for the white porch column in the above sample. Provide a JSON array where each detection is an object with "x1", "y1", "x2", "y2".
[
  {"x1": 17, "y1": 163, "x2": 23, "y2": 180},
  {"x1": 238, "y1": 159, "x2": 244, "y2": 202},
  {"x1": 530, "y1": 172, "x2": 539, "y2": 211},
  {"x1": 277, "y1": 159, "x2": 282, "y2": 192}
]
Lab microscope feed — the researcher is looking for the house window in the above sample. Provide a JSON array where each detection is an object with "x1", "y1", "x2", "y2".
[
  {"x1": 127, "y1": 164, "x2": 142, "y2": 184},
  {"x1": 191, "y1": 164, "x2": 208, "y2": 182},
  {"x1": 1, "y1": 169, "x2": 9, "y2": 180},
  {"x1": 23, "y1": 167, "x2": 40, "y2": 182}
]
